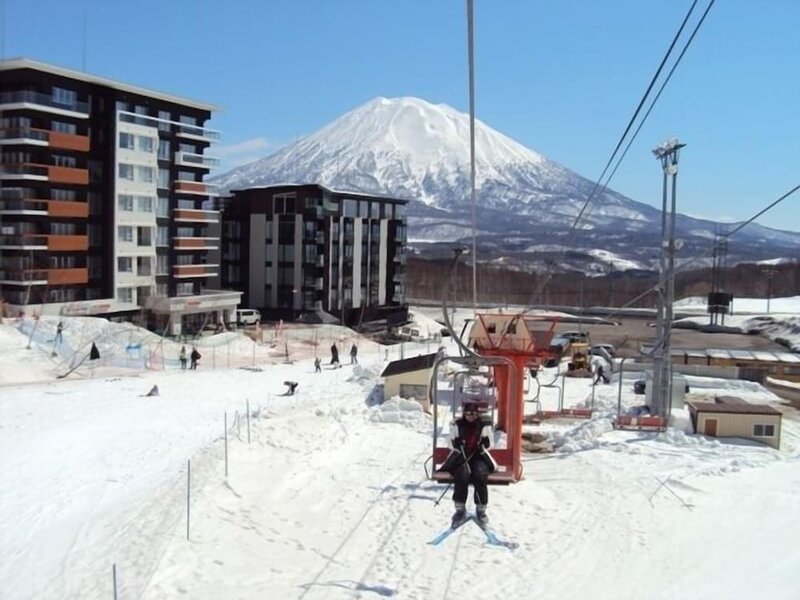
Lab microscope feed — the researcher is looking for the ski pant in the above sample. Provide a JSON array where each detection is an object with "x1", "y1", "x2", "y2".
[{"x1": 453, "y1": 455, "x2": 489, "y2": 505}]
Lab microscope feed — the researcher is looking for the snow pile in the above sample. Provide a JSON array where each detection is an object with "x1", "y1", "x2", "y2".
[
  {"x1": 369, "y1": 396, "x2": 430, "y2": 430},
  {"x1": 655, "y1": 428, "x2": 723, "y2": 448},
  {"x1": 743, "y1": 315, "x2": 800, "y2": 352},
  {"x1": 551, "y1": 417, "x2": 614, "y2": 452}
]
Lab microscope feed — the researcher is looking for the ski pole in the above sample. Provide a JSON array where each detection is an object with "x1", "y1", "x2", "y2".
[{"x1": 434, "y1": 483, "x2": 451, "y2": 506}]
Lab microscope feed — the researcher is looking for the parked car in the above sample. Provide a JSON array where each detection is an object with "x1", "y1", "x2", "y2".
[
  {"x1": 236, "y1": 309, "x2": 261, "y2": 326},
  {"x1": 591, "y1": 343, "x2": 616, "y2": 357}
]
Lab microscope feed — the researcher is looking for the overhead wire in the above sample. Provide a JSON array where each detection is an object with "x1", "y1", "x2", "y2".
[
  {"x1": 606, "y1": 182, "x2": 800, "y2": 320},
  {"x1": 580, "y1": 0, "x2": 716, "y2": 228},
  {"x1": 523, "y1": 0, "x2": 704, "y2": 309}
]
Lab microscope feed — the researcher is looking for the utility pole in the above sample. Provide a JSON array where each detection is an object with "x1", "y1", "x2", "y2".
[
  {"x1": 763, "y1": 267, "x2": 776, "y2": 314},
  {"x1": 651, "y1": 138, "x2": 685, "y2": 419}
]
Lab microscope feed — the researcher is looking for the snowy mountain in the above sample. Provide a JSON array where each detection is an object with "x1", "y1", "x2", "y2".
[{"x1": 213, "y1": 97, "x2": 800, "y2": 272}]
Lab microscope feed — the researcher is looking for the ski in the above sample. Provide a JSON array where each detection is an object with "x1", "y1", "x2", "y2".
[
  {"x1": 428, "y1": 515, "x2": 473, "y2": 545},
  {"x1": 473, "y1": 520, "x2": 518, "y2": 550}
]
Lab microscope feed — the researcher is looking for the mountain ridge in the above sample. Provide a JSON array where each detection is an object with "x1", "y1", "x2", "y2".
[{"x1": 212, "y1": 96, "x2": 800, "y2": 272}]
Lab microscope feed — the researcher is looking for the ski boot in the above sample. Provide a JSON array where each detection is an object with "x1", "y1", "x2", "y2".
[
  {"x1": 475, "y1": 504, "x2": 489, "y2": 527},
  {"x1": 451, "y1": 502, "x2": 467, "y2": 528}
]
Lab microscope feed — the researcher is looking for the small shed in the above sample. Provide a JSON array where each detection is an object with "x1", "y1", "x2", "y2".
[
  {"x1": 687, "y1": 397, "x2": 782, "y2": 449},
  {"x1": 381, "y1": 352, "x2": 440, "y2": 411}
]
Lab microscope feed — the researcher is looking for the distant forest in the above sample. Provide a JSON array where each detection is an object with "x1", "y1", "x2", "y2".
[{"x1": 406, "y1": 258, "x2": 800, "y2": 309}]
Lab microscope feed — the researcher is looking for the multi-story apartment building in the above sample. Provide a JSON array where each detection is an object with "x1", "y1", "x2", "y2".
[
  {"x1": 217, "y1": 184, "x2": 408, "y2": 327},
  {"x1": 0, "y1": 58, "x2": 240, "y2": 335}
]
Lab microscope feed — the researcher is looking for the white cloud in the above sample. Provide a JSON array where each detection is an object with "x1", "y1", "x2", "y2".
[{"x1": 214, "y1": 137, "x2": 273, "y2": 158}]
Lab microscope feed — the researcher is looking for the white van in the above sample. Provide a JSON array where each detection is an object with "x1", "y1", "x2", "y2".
[{"x1": 236, "y1": 309, "x2": 261, "y2": 326}]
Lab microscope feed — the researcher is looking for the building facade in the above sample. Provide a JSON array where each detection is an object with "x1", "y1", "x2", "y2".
[
  {"x1": 0, "y1": 58, "x2": 240, "y2": 335},
  {"x1": 218, "y1": 184, "x2": 408, "y2": 327}
]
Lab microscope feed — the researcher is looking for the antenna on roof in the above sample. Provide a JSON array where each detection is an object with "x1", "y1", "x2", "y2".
[
  {"x1": 1, "y1": 0, "x2": 6, "y2": 59},
  {"x1": 81, "y1": 10, "x2": 87, "y2": 71}
]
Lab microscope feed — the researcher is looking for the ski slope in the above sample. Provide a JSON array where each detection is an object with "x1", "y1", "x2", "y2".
[{"x1": 1, "y1": 306, "x2": 800, "y2": 599}]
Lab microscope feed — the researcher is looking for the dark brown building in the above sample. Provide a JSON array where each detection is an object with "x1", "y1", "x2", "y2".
[
  {"x1": 0, "y1": 58, "x2": 240, "y2": 335},
  {"x1": 218, "y1": 184, "x2": 408, "y2": 327}
]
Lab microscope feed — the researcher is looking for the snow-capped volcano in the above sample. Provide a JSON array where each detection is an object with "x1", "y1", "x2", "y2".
[{"x1": 214, "y1": 97, "x2": 800, "y2": 271}]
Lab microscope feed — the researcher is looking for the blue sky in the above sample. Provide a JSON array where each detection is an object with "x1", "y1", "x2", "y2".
[{"x1": 4, "y1": 0, "x2": 799, "y2": 231}]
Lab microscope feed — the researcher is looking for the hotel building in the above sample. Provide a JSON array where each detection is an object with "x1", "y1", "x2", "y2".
[
  {"x1": 218, "y1": 184, "x2": 408, "y2": 327},
  {"x1": 0, "y1": 58, "x2": 240, "y2": 335}
]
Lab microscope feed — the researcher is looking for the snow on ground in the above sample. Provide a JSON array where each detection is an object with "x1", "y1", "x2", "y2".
[{"x1": 1, "y1": 304, "x2": 800, "y2": 599}]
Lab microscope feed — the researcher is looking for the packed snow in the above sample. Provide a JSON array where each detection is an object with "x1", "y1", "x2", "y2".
[{"x1": 1, "y1": 300, "x2": 799, "y2": 599}]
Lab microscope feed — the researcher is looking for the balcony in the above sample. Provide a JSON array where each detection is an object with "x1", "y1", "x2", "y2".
[
  {"x1": 0, "y1": 91, "x2": 89, "y2": 117},
  {"x1": 0, "y1": 197, "x2": 89, "y2": 218},
  {"x1": 0, "y1": 127, "x2": 90, "y2": 151},
  {"x1": 174, "y1": 151, "x2": 220, "y2": 169},
  {"x1": 0, "y1": 267, "x2": 88, "y2": 285},
  {"x1": 175, "y1": 124, "x2": 221, "y2": 143},
  {"x1": 174, "y1": 236, "x2": 219, "y2": 250},
  {"x1": 0, "y1": 163, "x2": 89, "y2": 184},
  {"x1": 173, "y1": 180, "x2": 218, "y2": 196},
  {"x1": 173, "y1": 208, "x2": 220, "y2": 224},
  {"x1": 173, "y1": 264, "x2": 219, "y2": 279},
  {"x1": 0, "y1": 234, "x2": 88, "y2": 251}
]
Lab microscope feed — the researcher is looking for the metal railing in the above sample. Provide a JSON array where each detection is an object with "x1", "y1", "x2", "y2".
[{"x1": 0, "y1": 90, "x2": 89, "y2": 113}]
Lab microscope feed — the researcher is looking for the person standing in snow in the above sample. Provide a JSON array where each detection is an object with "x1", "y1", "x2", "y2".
[
  {"x1": 55, "y1": 321, "x2": 64, "y2": 345},
  {"x1": 591, "y1": 355, "x2": 610, "y2": 385},
  {"x1": 349, "y1": 343, "x2": 358, "y2": 364},
  {"x1": 448, "y1": 400, "x2": 496, "y2": 527},
  {"x1": 330, "y1": 342, "x2": 339, "y2": 367},
  {"x1": 190, "y1": 346, "x2": 201, "y2": 370},
  {"x1": 179, "y1": 346, "x2": 187, "y2": 370},
  {"x1": 314, "y1": 356, "x2": 322, "y2": 373}
]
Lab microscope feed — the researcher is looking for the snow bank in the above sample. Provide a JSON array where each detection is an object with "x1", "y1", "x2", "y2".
[
  {"x1": 552, "y1": 417, "x2": 614, "y2": 452},
  {"x1": 369, "y1": 396, "x2": 430, "y2": 430}
]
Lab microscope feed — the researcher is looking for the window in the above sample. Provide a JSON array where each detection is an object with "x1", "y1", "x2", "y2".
[
  {"x1": 119, "y1": 163, "x2": 134, "y2": 180},
  {"x1": 137, "y1": 227, "x2": 152, "y2": 246},
  {"x1": 343, "y1": 199, "x2": 357, "y2": 217},
  {"x1": 156, "y1": 255, "x2": 169, "y2": 275},
  {"x1": 117, "y1": 287, "x2": 133, "y2": 303},
  {"x1": 179, "y1": 115, "x2": 197, "y2": 126},
  {"x1": 158, "y1": 139, "x2": 170, "y2": 160},
  {"x1": 155, "y1": 283, "x2": 168, "y2": 296},
  {"x1": 136, "y1": 166, "x2": 153, "y2": 183},
  {"x1": 51, "y1": 223, "x2": 76, "y2": 234},
  {"x1": 137, "y1": 196, "x2": 153, "y2": 212},
  {"x1": 158, "y1": 168, "x2": 170, "y2": 189},
  {"x1": 179, "y1": 143, "x2": 197, "y2": 154},
  {"x1": 118, "y1": 226, "x2": 133, "y2": 242},
  {"x1": 52, "y1": 121, "x2": 77, "y2": 134},
  {"x1": 177, "y1": 227, "x2": 195, "y2": 237},
  {"x1": 158, "y1": 110, "x2": 171, "y2": 131},
  {"x1": 119, "y1": 132, "x2": 135, "y2": 149},
  {"x1": 753, "y1": 424, "x2": 775, "y2": 437},
  {"x1": 115, "y1": 101, "x2": 128, "y2": 113},
  {"x1": 118, "y1": 194, "x2": 134, "y2": 211},
  {"x1": 53, "y1": 154, "x2": 76, "y2": 168},
  {"x1": 178, "y1": 170, "x2": 196, "y2": 182},
  {"x1": 157, "y1": 226, "x2": 169, "y2": 246},
  {"x1": 52, "y1": 189, "x2": 76, "y2": 201},
  {"x1": 52, "y1": 87, "x2": 77, "y2": 107},
  {"x1": 138, "y1": 136, "x2": 154, "y2": 153},
  {"x1": 176, "y1": 282, "x2": 194, "y2": 296},
  {"x1": 155, "y1": 196, "x2": 169, "y2": 217},
  {"x1": 117, "y1": 257, "x2": 133, "y2": 272}
]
